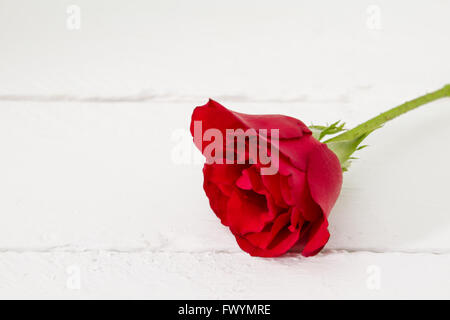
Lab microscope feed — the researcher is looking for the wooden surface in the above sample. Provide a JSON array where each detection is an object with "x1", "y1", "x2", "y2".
[{"x1": 1, "y1": 0, "x2": 450, "y2": 299}]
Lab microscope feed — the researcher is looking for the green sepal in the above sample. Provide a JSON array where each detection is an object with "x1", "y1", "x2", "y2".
[
  {"x1": 309, "y1": 121, "x2": 346, "y2": 141},
  {"x1": 309, "y1": 122, "x2": 379, "y2": 171},
  {"x1": 324, "y1": 127, "x2": 379, "y2": 171}
]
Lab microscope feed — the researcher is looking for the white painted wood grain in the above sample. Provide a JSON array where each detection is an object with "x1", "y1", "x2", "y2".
[
  {"x1": 0, "y1": 251, "x2": 449, "y2": 299},
  {"x1": 0, "y1": 0, "x2": 449, "y2": 99}
]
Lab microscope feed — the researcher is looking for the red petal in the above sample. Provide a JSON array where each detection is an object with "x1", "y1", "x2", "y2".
[
  {"x1": 301, "y1": 218, "x2": 330, "y2": 257},
  {"x1": 261, "y1": 173, "x2": 289, "y2": 209},
  {"x1": 278, "y1": 135, "x2": 320, "y2": 171},
  {"x1": 235, "y1": 170, "x2": 252, "y2": 190},
  {"x1": 279, "y1": 174, "x2": 294, "y2": 206},
  {"x1": 277, "y1": 165, "x2": 322, "y2": 222},
  {"x1": 226, "y1": 188, "x2": 272, "y2": 235},
  {"x1": 202, "y1": 179, "x2": 230, "y2": 225},
  {"x1": 235, "y1": 212, "x2": 301, "y2": 257},
  {"x1": 306, "y1": 144, "x2": 343, "y2": 217},
  {"x1": 289, "y1": 207, "x2": 304, "y2": 232},
  {"x1": 190, "y1": 99, "x2": 310, "y2": 153},
  {"x1": 203, "y1": 163, "x2": 246, "y2": 187}
]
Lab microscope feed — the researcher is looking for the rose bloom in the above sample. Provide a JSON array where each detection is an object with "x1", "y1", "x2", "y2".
[{"x1": 190, "y1": 99, "x2": 342, "y2": 257}]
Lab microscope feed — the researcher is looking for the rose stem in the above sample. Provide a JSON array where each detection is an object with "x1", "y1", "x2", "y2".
[{"x1": 325, "y1": 84, "x2": 450, "y2": 143}]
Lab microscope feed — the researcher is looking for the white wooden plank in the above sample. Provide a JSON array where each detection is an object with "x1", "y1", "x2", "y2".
[
  {"x1": 0, "y1": 99, "x2": 449, "y2": 252},
  {"x1": 0, "y1": 251, "x2": 449, "y2": 299},
  {"x1": 0, "y1": 0, "x2": 449, "y2": 98}
]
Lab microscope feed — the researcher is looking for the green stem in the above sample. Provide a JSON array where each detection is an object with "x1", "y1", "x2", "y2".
[{"x1": 326, "y1": 84, "x2": 450, "y2": 143}]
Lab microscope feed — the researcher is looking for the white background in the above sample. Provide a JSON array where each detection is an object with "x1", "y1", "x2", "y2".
[{"x1": 1, "y1": 0, "x2": 450, "y2": 299}]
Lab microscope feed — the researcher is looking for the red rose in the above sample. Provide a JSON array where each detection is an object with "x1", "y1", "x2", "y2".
[{"x1": 190, "y1": 99, "x2": 342, "y2": 257}]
